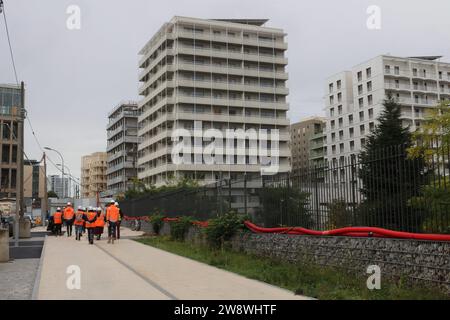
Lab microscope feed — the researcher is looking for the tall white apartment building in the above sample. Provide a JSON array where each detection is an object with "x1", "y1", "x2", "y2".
[
  {"x1": 325, "y1": 55, "x2": 450, "y2": 163},
  {"x1": 137, "y1": 16, "x2": 290, "y2": 186}
]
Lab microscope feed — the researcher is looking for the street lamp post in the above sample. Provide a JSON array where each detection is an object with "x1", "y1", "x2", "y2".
[{"x1": 44, "y1": 147, "x2": 65, "y2": 198}]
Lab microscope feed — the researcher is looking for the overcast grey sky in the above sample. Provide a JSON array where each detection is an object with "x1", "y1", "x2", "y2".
[{"x1": 1, "y1": 0, "x2": 449, "y2": 181}]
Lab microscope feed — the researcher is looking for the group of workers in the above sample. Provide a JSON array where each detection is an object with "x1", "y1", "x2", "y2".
[{"x1": 52, "y1": 200, "x2": 123, "y2": 245}]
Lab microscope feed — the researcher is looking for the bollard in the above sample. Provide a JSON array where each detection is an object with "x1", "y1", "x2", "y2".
[
  {"x1": 0, "y1": 228, "x2": 9, "y2": 262},
  {"x1": 19, "y1": 219, "x2": 31, "y2": 239}
]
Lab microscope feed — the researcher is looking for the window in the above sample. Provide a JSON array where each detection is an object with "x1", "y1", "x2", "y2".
[
  {"x1": 329, "y1": 83, "x2": 334, "y2": 93},
  {"x1": 338, "y1": 118, "x2": 343, "y2": 128},
  {"x1": 349, "y1": 127, "x2": 354, "y2": 138},
  {"x1": 358, "y1": 97, "x2": 364, "y2": 108},
  {"x1": 330, "y1": 107, "x2": 335, "y2": 117},
  {"x1": 338, "y1": 105, "x2": 342, "y2": 115},
  {"x1": 360, "y1": 124, "x2": 365, "y2": 135},
  {"x1": 339, "y1": 143, "x2": 344, "y2": 152},
  {"x1": 350, "y1": 140, "x2": 355, "y2": 151},
  {"x1": 369, "y1": 122, "x2": 375, "y2": 131},
  {"x1": 385, "y1": 65, "x2": 391, "y2": 74},
  {"x1": 332, "y1": 145, "x2": 336, "y2": 154},
  {"x1": 357, "y1": 71, "x2": 362, "y2": 82},
  {"x1": 367, "y1": 81, "x2": 372, "y2": 92},
  {"x1": 368, "y1": 108, "x2": 374, "y2": 119},
  {"x1": 423, "y1": 69, "x2": 427, "y2": 78},
  {"x1": 368, "y1": 94, "x2": 373, "y2": 105},
  {"x1": 359, "y1": 111, "x2": 364, "y2": 121},
  {"x1": 329, "y1": 95, "x2": 334, "y2": 105},
  {"x1": 337, "y1": 92, "x2": 342, "y2": 103},
  {"x1": 331, "y1": 132, "x2": 336, "y2": 142},
  {"x1": 413, "y1": 68, "x2": 418, "y2": 76},
  {"x1": 439, "y1": 71, "x2": 443, "y2": 79},
  {"x1": 339, "y1": 130, "x2": 344, "y2": 140},
  {"x1": 394, "y1": 66, "x2": 400, "y2": 75},
  {"x1": 361, "y1": 138, "x2": 366, "y2": 147},
  {"x1": 348, "y1": 114, "x2": 353, "y2": 124},
  {"x1": 337, "y1": 80, "x2": 342, "y2": 90},
  {"x1": 366, "y1": 67, "x2": 372, "y2": 78},
  {"x1": 331, "y1": 120, "x2": 335, "y2": 130},
  {"x1": 358, "y1": 84, "x2": 363, "y2": 95}
]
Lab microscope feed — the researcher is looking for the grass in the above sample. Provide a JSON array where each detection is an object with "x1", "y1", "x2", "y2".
[{"x1": 136, "y1": 236, "x2": 449, "y2": 300}]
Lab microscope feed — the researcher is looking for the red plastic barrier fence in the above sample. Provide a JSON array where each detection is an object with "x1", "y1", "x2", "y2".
[{"x1": 243, "y1": 221, "x2": 450, "y2": 242}]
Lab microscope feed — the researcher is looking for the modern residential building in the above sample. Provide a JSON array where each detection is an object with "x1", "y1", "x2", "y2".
[
  {"x1": 325, "y1": 55, "x2": 450, "y2": 162},
  {"x1": 290, "y1": 116, "x2": 326, "y2": 172},
  {"x1": 81, "y1": 152, "x2": 107, "y2": 198},
  {"x1": 0, "y1": 84, "x2": 22, "y2": 199},
  {"x1": 48, "y1": 174, "x2": 69, "y2": 199},
  {"x1": 137, "y1": 16, "x2": 290, "y2": 186},
  {"x1": 24, "y1": 160, "x2": 45, "y2": 206},
  {"x1": 106, "y1": 101, "x2": 140, "y2": 197}
]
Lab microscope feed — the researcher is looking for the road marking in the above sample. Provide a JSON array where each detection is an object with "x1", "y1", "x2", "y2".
[{"x1": 95, "y1": 243, "x2": 178, "y2": 300}]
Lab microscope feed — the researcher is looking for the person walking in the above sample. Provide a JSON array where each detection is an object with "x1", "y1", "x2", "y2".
[
  {"x1": 95, "y1": 207, "x2": 105, "y2": 240},
  {"x1": 74, "y1": 206, "x2": 85, "y2": 241},
  {"x1": 53, "y1": 208, "x2": 63, "y2": 236},
  {"x1": 63, "y1": 202, "x2": 75, "y2": 237},
  {"x1": 84, "y1": 207, "x2": 97, "y2": 245},
  {"x1": 115, "y1": 202, "x2": 124, "y2": 240},
  {"x1": 106, "y1": 200, "x2": 120, "y2": 244}
]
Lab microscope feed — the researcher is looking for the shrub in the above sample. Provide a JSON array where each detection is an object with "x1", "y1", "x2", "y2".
[
  {"x1": 170, "y1": 216, "x2": 193, "y2": 241},
  {"x1": 204, "y1": 212, "x2": 248, "y2": 248},
  {"x1": 149, "y1": 214, "x2": 165, "y2": 235},
  {"x1": 327, "y1": 199, "x2": 352, "y2": 229}
]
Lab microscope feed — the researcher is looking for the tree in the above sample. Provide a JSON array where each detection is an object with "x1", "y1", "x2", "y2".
[
  {"x1": 47, "y1": 191, "x2": 58, "y2": 198},
  {"x1": 358, "y1": 96, "x2": 426, "y2": 231}
]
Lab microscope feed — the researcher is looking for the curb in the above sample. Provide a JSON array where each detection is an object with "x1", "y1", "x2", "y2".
[{"x1": 31, "y1": 234, "x2": 48, "y2": 300}]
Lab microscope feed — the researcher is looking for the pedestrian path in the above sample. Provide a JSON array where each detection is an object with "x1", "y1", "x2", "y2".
[{"x1": 35, "y1": 227, "x2": 308, "y2": 300}]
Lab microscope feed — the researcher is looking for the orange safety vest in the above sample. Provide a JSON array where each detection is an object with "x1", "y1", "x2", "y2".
[
  {"x1": 85, "y1": 211, "x2": 97, "y2": 228},
  {"x1": 96, "y1": 212, "x2": 105, "y2": 228},
  {"x1": 106, "y1": 205, "x2": 120, "y2": 223},
  {"x1": 74, "y1": 211, "x2": 84, "y2": 226},
  {"x1": 63, "y1": 207, "x2": 75, "y2": 220},
  {"x1": 53, "y1": 212, "x2": 63, "y2": 224}
]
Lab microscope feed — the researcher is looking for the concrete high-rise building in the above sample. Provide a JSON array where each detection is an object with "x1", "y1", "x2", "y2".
[
  {"x1": 24, "y1": 160, "x2": 45, "y2": 202},
  {"x1": 290, "y1": 117, "x2": 326, "y2": 172},
  {"x1": 106, "y1": 101, "x2": 140, "y2": 197},
  {"x1": 137, "y1": 16, "x2": 290, "y2": 186},
  {"x1": 325, "y1": 55, "x2": 450, "y2": 162},
  {"x1": 0, "y1": 84, "x2": 22, "y2": 199},
  {"x1": 81, "y1": 152, "x2": 107, "y2": 198},
  {"x1": 48, "y1": 175, "x2": 69, "y2": 199}
]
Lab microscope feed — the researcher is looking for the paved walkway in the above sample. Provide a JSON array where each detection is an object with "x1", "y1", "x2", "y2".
[{"x1": 35, "y1": 227, "x2": 307, "y2": 300}]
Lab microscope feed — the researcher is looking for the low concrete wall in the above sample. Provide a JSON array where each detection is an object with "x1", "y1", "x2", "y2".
[
  {"x1": 0, "y1": 228, "x2": 9, "y2": 262},
  {"x1": 125, "y1": 220, "x2": 450, "y2": 292}
]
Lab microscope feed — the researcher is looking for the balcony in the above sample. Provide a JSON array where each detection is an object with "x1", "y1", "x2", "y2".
[
  {"x1": 107, "y1": 136, "x2": 139, "y2": 152},
  {"x1": 384, "y1": 83, "x2": 411, "y2": 91}
]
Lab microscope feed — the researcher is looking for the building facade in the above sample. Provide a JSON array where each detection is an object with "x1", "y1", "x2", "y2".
[
  {"x1": 325, "y1": 55, "x2": 450, "y2": 162},
  {"x1": 290, "y1": 117, "x2": 326, "y2": 171},
  {"x1": 81, "y1": 152, "x2": 107, "y2": 198},
  {"x1": 24, "y1": 160, "x2": 45, "y2": 203},
  {"x1": 0, "y1": 84, "x2": 22, "y2": 199},
  {"x1": 48, "y1": 174, "x2": 69, "y2": 199},
  {"x1": 137, "y1": 16, "x2": 290, "y2": 186},
  {"x1": 106, "y1": 101, "x2": 140, "y2": 197}
]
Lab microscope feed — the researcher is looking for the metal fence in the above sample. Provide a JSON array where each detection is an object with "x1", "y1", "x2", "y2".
[{"x1": 120, "y1": 143, "x2": 450, "y2": 234}]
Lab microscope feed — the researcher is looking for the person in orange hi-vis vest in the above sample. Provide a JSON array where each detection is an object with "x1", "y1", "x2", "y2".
[
  {"x1": 63, "y1": 202, "x2": 75, "y2": 237},
  {"x1": 95, "y1": 207, "x2": 105, "y2": 240},
  {"x1": 106, "y1": 200, "x2": 120, "y2": 244},
  {"x1": 84, "y1": 207, "x2": 98, "y2": 245},
  {"x1": 53, "y1": 208, "x2": 63, "y2": 236},
  {"x1": 73, "y1": 206, "x2": 85, "y2": 241}
]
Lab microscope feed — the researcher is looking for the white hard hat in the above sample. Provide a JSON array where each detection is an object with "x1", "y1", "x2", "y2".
[
  {"x1": 78, "y1": 206, "x2": 82, "y2": 209},
  {"x1": 67, "y1": 202, "x2": 72, "y2": 206},
  {"x1": 110, "y1": 200, "x2": 115, "y2": 204},
  {"x1": 114, "y1": 202, "x2": 119, "y2": 206},
  {"x1": 57, "y1": 207, "x2": 61, "y2": 211},
  {"x1": 87, "y1": 206, "x2": 93, "y2": 211}
]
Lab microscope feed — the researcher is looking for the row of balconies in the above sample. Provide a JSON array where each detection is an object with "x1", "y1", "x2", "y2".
[
  {"x1": 385, "y1": 69, "x2": 450, "y2": 82},
  {"x1": 107, "y1": 110, "x2": 140, "y2": 129},
  {"x1": 106, "y1": 161, "x2": 136, "y2": 175},
  {"x1": 107, "y1": 136, "x2": 139, "y2": 152}
]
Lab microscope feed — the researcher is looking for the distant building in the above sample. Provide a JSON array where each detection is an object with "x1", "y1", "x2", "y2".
[
  {"x1": 48, "y1": 174, "x2": 69, "y2": 199},
  {"x1": 290, "y1": 117, "x2": 326, "y2": 172},
  {"x1": 24, "y1": 160, "x2": 45, "y2": 206},
  {"x1": 325, "y1": 55, "x2": 450, "y2": 162},
  {"x1": 81, "y1": 152, "x2": 107, "y2": 198},
  {"x1": 106, "y1": 101, "x2": 140, "y2": 197},
  {"x1": 0, "y1": 84, "x2": 22, "y2": 199}
]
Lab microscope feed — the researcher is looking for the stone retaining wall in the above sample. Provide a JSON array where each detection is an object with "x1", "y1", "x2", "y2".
[{"x1": 123, "y1": 220, "x2": 450, "y2": 293}]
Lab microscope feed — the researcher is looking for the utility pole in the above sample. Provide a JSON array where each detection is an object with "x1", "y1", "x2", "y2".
[
  {"x1": 14, "y1": 81, "x2": 24, "y2": 247},
  {"x1": 41, "y1": 153, "x2": 48, "y2": 226}
]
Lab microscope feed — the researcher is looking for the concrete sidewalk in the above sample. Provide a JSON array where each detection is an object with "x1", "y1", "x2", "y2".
[{"x1": 35, "y1": 227, "x2": 307, "y2": 300}]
